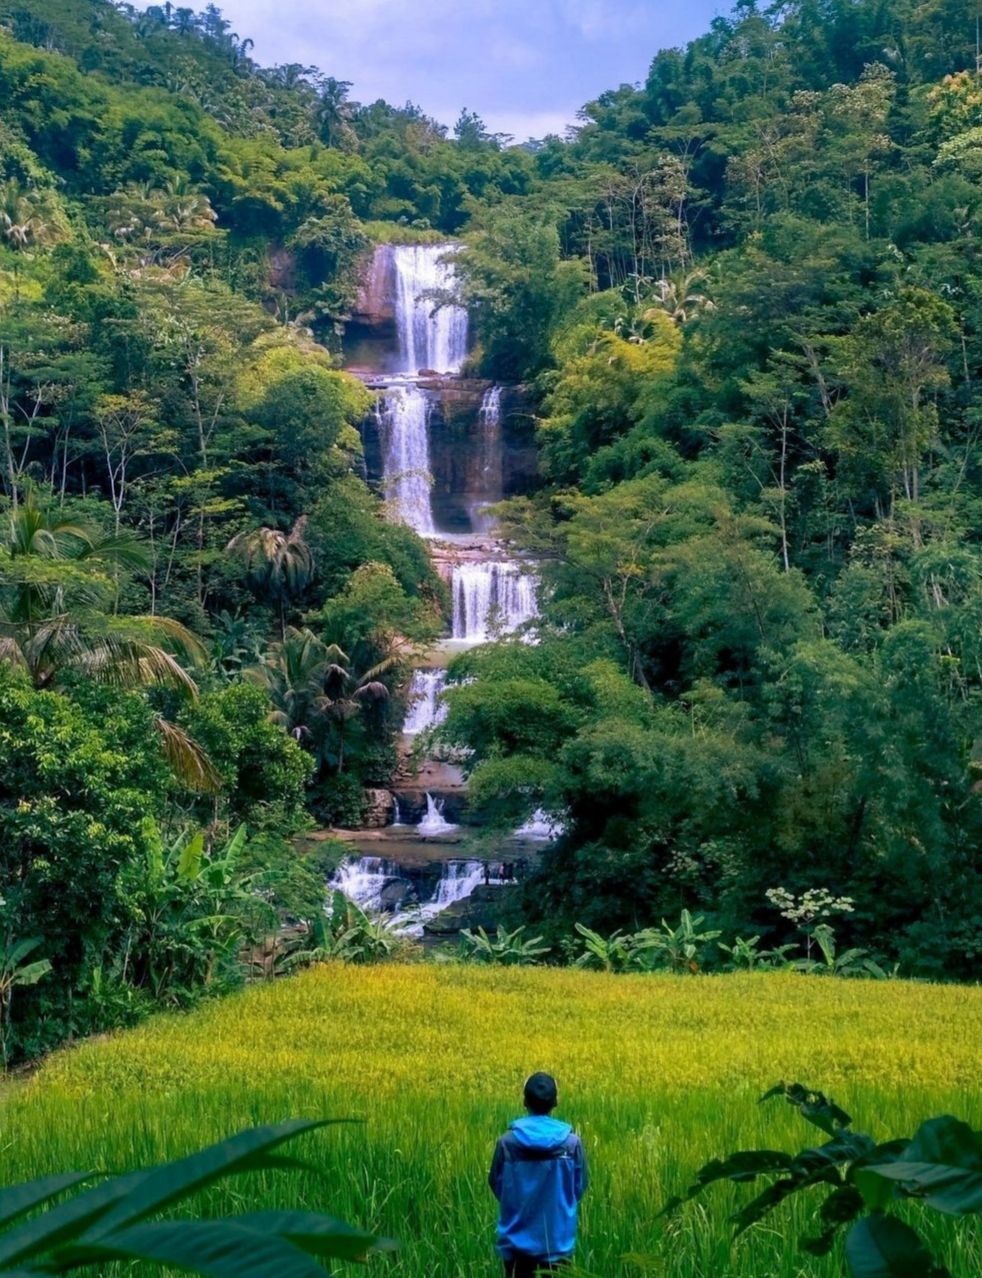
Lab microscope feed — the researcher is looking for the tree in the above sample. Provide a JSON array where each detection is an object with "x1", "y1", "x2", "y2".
[
  {"x1": 0, "y1": 486, "x2": 217, "y2": 790},
  {"x1": 227, "y1": 515, "x2": 313, "y2": 637},
  {"x1": 248, "y1": 626, "x2": 391, "y2": 774}
]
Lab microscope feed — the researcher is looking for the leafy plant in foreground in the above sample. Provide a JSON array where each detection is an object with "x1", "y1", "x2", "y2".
[
  {"x1": 660, "y1": 1081, "x2": 982, "y2": 1276},
  {"x1": 315, "y1": 891, "x2": 407, "y2": 964},
  {"x1": 571, "y1": 912, "x2": 721, "y2": 974},
  {"x1": 0, "y1": 1119, "x2": 392, "y2": 1277}
]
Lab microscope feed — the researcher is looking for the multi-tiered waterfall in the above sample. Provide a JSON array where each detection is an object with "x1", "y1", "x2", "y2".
[{"x1": 333, "y1": 240, "x2": 551, "y2": 932}]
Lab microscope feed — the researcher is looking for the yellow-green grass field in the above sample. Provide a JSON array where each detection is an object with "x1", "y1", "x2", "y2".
[{"x1": 2, "y1": 965, "x2": 980, "y2": 1277}]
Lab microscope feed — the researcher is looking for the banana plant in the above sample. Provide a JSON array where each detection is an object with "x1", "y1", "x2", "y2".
[
  {"x1": 0, "y1": 937, "x2": 51, "y2": 1068},
  {"x1": 660, "y1": 1081, "x2": 982, "y2": 1277},
  {"x1": 0, "y1": 1120, "x2": 394, "y2": 1277},
  {"x1": 458, "y1": 925, "x2": 551, "y2": 966},
  {"x1": 793, "y1": 923, "x2": 891, "y2": 978}
]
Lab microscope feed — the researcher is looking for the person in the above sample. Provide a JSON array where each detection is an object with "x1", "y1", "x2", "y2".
[{"x1": 488, "y1": 1072, "x2": 588, "y2": 1276}]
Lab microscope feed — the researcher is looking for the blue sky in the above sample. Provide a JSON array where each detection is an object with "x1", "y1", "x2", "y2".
[{"x1": 186, "y1": 0, "x2": 727, "y2": 140}]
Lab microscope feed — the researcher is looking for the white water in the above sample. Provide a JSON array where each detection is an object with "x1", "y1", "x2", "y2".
[
  {"x1": 392, "y1": 245, "x2": 468, "y2": 375},
  {"x1": 330, "y1": 854, "x2": 501, "y2": 938},
  {"x1": 472, "y1": 385, "x2": 503, "y2": 533},
  {"x1": 376, "y1": 382, "x2": 435, "y2": 533},
  {"x1": 516, "y1": 808, "x2": 566, "y2": 841},
  {"x1": 417, "y1": 791, "x2": 458, "y2": 835},
  {"x1": 329, "y1": 856, "x2": 401, "y2": 913},
  {"x1": 403, "y1": 669, "x2": 448, "y2": 735},
  {"x1": 451, "y1": 560, "x2": 538, "y2": 641}
]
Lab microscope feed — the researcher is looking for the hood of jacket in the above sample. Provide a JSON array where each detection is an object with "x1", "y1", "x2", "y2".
[{"x1": 508, "y1": 1114, "x2": 573, "y2": 1151}]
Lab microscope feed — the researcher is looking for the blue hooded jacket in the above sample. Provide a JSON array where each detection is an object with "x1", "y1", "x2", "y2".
[{"x1": 489, "y1": 1115, "x2": 588, "y2": 1262}]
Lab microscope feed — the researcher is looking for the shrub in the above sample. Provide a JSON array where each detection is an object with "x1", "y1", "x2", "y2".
[
  {"x1": 181, "y1": 682, "x2": 313, "y2": 831},
  {"x1": 0, "y1": 670, "x2": 165, "y2": 1060}
]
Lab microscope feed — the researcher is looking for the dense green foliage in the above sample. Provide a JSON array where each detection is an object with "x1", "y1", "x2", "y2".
[
  {"x1": 2, "y1": 0, "x2": 982, "y2": 1070},
  {"x1": 665, "y1": 1082, "x2": 982, "y2": 1278},
  {"x1": 439, "y1": 0, "x2": 982, "y2": 980}
]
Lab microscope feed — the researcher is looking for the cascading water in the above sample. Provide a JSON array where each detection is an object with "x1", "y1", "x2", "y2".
[
  {"x1": 375, "y1": 382, "x2": 435, "y2": 534},
  {"x1": 417, "y1": 792, "x2": 458, "y2": 835},
  {"x1": 403, "y1": 669, "x2": 448, "y2": 735},
  {"x1": 329, "y1": 856, "x2": 403, "y2": 913},
  {"x1": 392, "y1": 245, "x2": 468, "y2": 375},
  {"x1": 330, "y1": 854, "x2": 503, "y2": 938},
  {"x1": 470, "y1": 385, "x2": 503, "y2": 533},
  {"x1": 452, "y1": 560, "x2": 538, "y2": 642},
  {"x1": 515, "y1": 809, "x2": 566, "y2": 841}
]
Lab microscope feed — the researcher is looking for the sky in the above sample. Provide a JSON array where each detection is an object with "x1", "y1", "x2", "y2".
[{"x1": 181, "y1": 0, "x2": 727, "y2": 141}]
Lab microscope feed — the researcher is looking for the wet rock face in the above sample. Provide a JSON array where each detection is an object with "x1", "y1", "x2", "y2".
[
  {"x1": 347, "y1": 246, "x2": 398, "y2": 374},
  {"x1": 351, "y1": 244, "x2": 397, "y2": 328},
  {"x1": 362, "y1": 787, "x2": 396, "y2": 829}
]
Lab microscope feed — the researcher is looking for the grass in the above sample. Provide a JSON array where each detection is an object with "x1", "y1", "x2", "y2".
[{"x1": 2, "y1": 965, "x2": 980, "y2": 1277}]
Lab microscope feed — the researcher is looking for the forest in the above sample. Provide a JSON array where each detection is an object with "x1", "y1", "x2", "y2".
[{"x1": 1, "y1": 0, "x2": 982, "y2": 1071}]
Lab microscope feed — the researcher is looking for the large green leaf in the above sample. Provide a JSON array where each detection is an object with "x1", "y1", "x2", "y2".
[
  {"x1": 865, "y1": 1116, "x2": 982, "y2": 1214},
  {"x1": 65, "y1": 1221, "x2": 333, "y2": 1278},
  {"x1": 12, "y1": 960, "x2": 51, "y2": 988},
  {"x1": 230, "y1": 1211, "x2": 394, "y2": 1261},
  {"x1": 0, "y1": 1173, "x2": 147, "y2": 1269},
  {"x1": 84, "y1": 1121, "x2": 337, "y2": 1238},
  {"x1": 658, "y1": 1150, "x2": 794, "y2": 1215},
  {"x1": 761, "y1": 1083, "x2": 852, "y2": 1137},
  {"x1": 0, "y1": 1174, "x2": 91, "y2": 1231},
  {"x1": 844, "y1": 1213, "x2": 950, "y2": 1278}
]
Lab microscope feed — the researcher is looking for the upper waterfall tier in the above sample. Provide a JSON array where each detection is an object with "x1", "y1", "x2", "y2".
[
  {"x1": 349, "y1": 243, "x2": 468, "y2": 376},
  {"x1": 393, "y1": 245, "x2": 468, "y2": 374}
]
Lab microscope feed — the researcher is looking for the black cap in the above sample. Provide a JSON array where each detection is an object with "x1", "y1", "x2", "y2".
[{"x1": 523, "y1": 1072, "x2": 558, "y2": 1113}]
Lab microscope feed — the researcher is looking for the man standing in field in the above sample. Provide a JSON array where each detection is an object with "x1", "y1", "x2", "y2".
[{"x1": 488, "y1": 1072, "x2": 588, "y2": 1275}]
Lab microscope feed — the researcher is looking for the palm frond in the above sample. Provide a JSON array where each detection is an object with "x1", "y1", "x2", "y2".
[{"x1": 155, "y1": 719, "x2": 222, "y2": 793}]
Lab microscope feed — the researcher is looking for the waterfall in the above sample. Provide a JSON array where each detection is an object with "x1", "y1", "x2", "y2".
[
  {"x1": 329, "y1": 854, "x2": 501, "y2": 938},
  {"x1": 472, "y1": 385, "x2": 503, "y2": 533},
  {"x1": 375, "y1": 382, "x2": 435, "y2": 534},
  {"x1": 329, "y1": 856, "x2": 403, "y2": 913},
  {"x1": 451, "y1": 560, "x2": 538, "y2": 641},
  {"x1": 392, "y1": 245, "x2": 468, "y2": 375},
  {"x1": 403, "y1": 669, "x2": 448, "y2": 735},
  {"x1": 417, "y1": 792, "x2": 458, "y2": 835},
  {"x1": 515, "y1": 808, "x2": 566, "y2": 841}
]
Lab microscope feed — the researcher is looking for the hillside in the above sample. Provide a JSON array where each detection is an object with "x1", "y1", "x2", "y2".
[{"x1": 0, "y1": 0, "x2": 981, "y2": 1072}]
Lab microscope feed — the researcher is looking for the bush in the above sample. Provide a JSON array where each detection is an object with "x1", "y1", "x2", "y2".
[
  {"x1": 310, "y1": 772, "x2": 366, "y2": 827},
  {"x1": 181, "y1": 682, "x2": 313, "y2": 831},
  {"x1": 0, "y1": 670, "x2": 166, "y2": 1060}
]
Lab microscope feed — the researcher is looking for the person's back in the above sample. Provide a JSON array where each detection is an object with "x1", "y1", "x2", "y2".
[{"x1": 488, "y1": 1072, "x2": 588, "y2": 1276}]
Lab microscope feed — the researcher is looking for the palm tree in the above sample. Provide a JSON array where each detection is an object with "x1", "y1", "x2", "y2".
[
  {"x1": 0, "y1": 487, "x2": 217, "y2": 790},
  {"x1": 648, "y1": 268, "x2": 716, "y2": 325},
  {"x1": 0, "y1": 181, "x2": 43, "y2": 251},
  {"x1": 228, "y1": 517, "x2": 314, "y2": 637},
  {"x1": 248, "y1": 627, "x2": 391, "y2": 773}
]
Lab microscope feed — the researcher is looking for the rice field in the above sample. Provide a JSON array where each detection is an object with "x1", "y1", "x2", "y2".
[{"x1": 2, "y1": 965, "x2": 980, "y2": 1277}]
